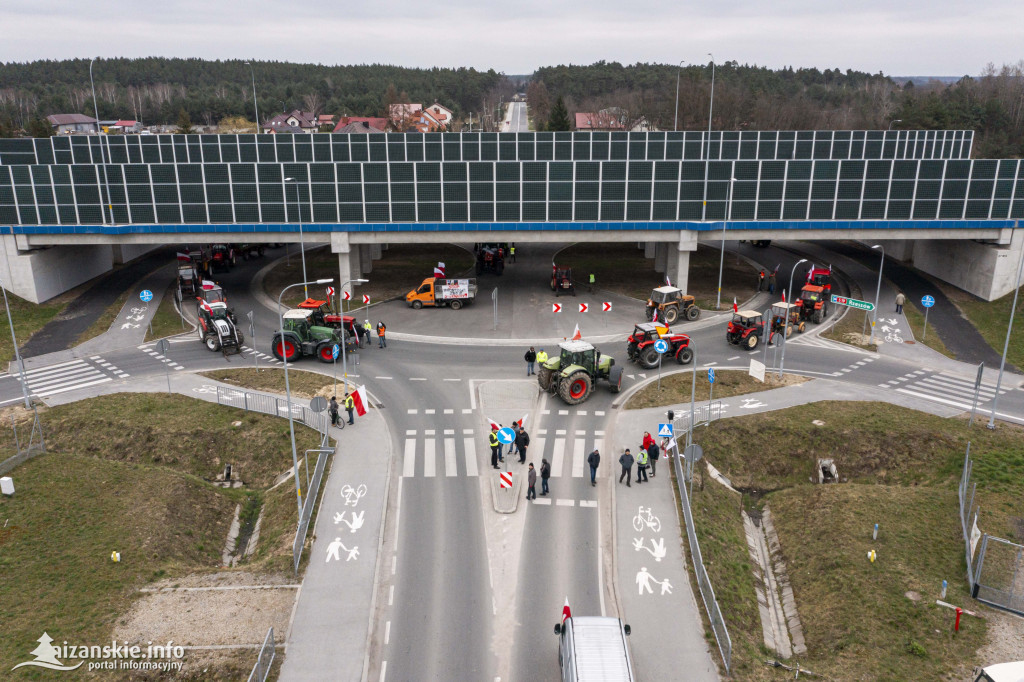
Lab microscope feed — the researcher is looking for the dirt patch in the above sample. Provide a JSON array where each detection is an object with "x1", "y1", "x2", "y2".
[{"x1": 972, "y1": 609, "x2": 1024, "y2": 672}]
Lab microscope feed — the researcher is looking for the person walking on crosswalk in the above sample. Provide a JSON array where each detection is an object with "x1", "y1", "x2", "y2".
[
  {"x1": 489, "y1": 427, "x2": 500, "y2": 469},
  {"x1": 540, "y1": 459, "x2": 551, "y2": 495},
  {"x1": 588, "y1": 449, "x2": 601, "y2": 486}
]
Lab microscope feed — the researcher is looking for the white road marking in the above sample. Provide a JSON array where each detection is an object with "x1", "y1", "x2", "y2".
[
  {"x1": 462, "y1": 429, "x2": 474, "y2": 435},
  {"x1": 407, "y1": 409, "x2": 418, "y2": 415},
  {"x1": 580, "y1": 500, "x2": 597, "y2": 507},
  {"x1": 388, "y1": 585, "x2": 394, "y2": 606},
  {"x1": 895, "y1": 388, "x2": 974, "y2": 411},
  {"x1": 443, "y1": 378, "x2": 461, "y2": 382},
  {"x1": 558, "y1": 409, "x2": 569, "y2": 416},
  {"x1": 376, "y1": 376, "x2": 393, "y2": 380},
  {"x1": 551, "y1": 438, "x2": 566, "y2": 478},
  {"x1": 594, "y1": 411, "x2": 605, "y2": 416},
  {"x1": 555, "y1": 429, "x2": 566, "y2": 435},
  {"x1": 405, "y1": 430, "x2": 416, "y2": 436},
  {"x1": 443, "y1": 429, "x2": 455, "y2": 435},
  {"x1": 445, "y1": 438, "x2": 457, "y2": 477},
  {"x1": 424, "y1": 430, "x2": 435, "y2": 436},
  {"x1": 572, "y1": 438, "x2": 585, "y2": 478},
  {"x1": 575, "y1": 430, "x2": 586, "y2": 436},
  {"x1": 403, "y1": 439, "x2": 416, "y2": 478},
  {"x1": 35, "y1": 377, "x2": 112, "y2": 397},
  {"x1": 577, "y1": 410, "x2": 587, "y2": 416},
  {"x1": 462, "y1": 408, "x2": 473, "y2": 414},
  {"x1": 424, "y1": 409, "x2": 435, "y2": 415},
  {"x1": 533, "y1": 498, "x2": 552, "y2": 505},
  {"x1": 556, "y1": 499, "x2": 575, "y2": 506},
  {"x1": 443, "y1": 409, "x2": 454, "y2": 414},
  {"x1": 463, "y1": 437, "x2": 479, "y2": 477},
  {"x1": 410, "y1": 377, "x2": 426, "y2": 381},
  {"x1": 385, "y1": 621, "x2": 391, "y2": 645},
  {"x1": 424, "y1": 439, "x2": 436, "y2": 478}
]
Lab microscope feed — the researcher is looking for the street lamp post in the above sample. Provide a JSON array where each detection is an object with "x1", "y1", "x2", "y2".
[
  {"x1": 888, "y1": 119, "x2": 902, "y2": 130},
  {"x1": 987, "y1": 227, "x2": 1024, "y2": 429},
  {"x1": 340, "y1": 278, "x2": 368, "y2": 392},
  {"x1": 673, "y1": 60, "x2": 686, "y2": 131},
  {"x1": 779, "y1": 258, "x2": 807, "y2": 378},
  {"x1": 701, "y1": 54, "x2": 716, "y2": 221},
  {"x1": 89, "y1": 58, "x2": 113, "y2": 225},
  {"x1": 278, "y1": 277, "x2": 333, "y2": 516},
  {"x1": 869, "y1": 244, "x2": 885, "y2": 344},
  {"x1": 245, "y1": 61, "x2": 260, "y2": 133},
  {"x1": 716, "y1": 176, "x2": 736, "y2": 309},
  {"x1": 285, "y1": 178, "x2": 310, "y2": 297}
]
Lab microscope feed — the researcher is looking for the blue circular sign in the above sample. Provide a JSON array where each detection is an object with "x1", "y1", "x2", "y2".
[
  {"x1": 653, "y1": 339, "x2": 670, "y2": 354},
  {"x1": 497, "y1": 427, "x2": 516, "y2": 444},
  {"x1": 921, "y1": 295, "x2": 935, "y2": 308},
  {"x1": 332, "y1": 343, "x2": 340, "y2": 359},
  {"x1": 139, "y1": 289, "x2": 153, "y2": 302},
  {"x1": 708, "y1": 367, "x2": 716, "y2": 383}
]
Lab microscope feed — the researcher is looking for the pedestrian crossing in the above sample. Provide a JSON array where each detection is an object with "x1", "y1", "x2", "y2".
[
  {"x1": 141, "y1": 347, "x2": 186, "y2": 371},
  {"x1": 879, "y1": 369, "x2": 1011, "y2": 411},
  {"x1": 789, "y1": 335, "x2": 874, "y2": 355},
  {"x1": 16, "y1": 356, "x2": 127, "y2": 398},
  {"x1": 831, "y1": 355, "x2": 878, "y2": 376},
  {"x1": 401, "y1": 429, "x2": 604, "y2": 479}
]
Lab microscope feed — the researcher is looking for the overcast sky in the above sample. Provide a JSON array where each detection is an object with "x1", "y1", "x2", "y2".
[{"x1": 2, "y1": 0, "x2": 1021, "y2": 76}]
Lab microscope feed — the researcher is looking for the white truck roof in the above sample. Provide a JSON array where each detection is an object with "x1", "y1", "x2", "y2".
[
  {"x1": 560, "y1": 340, "x2": 594, "y2": 352},
  {"x1": 283, "y1": 309, "x2": 313, "y2": 321},
  {"x1": 653, "y1": 285, "x2": 681, "y2": 294},
  {"x1": 568, "y1": 617, "x2": 633, "y2": 681},
  {"x1": 976, "y1": 661, "x2": 1024, "y2": 682}
]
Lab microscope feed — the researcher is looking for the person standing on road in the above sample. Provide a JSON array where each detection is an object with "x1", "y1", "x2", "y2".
[
  {"x1": 768, "y1": 270, "x2": 777, "y2": 295},
  {"x1": 329, "y1": 395, "x2": 339, "y2": 426},
  {"x1": 540, "y1": 459, "x2": 551, "y2": 495},
  {"x1": 636, "y1": 446, "x2": 649, "y2": 483},
  {"x1": 895, "y1": 291, "x2": 906, "y2": 315},
  {"x1": 343, "y1": 392, "x2": 355, "y2": 425},
  {"x1": 526, "y1": 463, "x2": 537, "y2": 500},
  {"x1": 376, "y1": 320, "x2": 387, "y2": 348},
  {"x1": 589, "y1": 273, "x2": 596, "y2": 292},
  {"x1": 647, "y1": 440, "x2": 660, "y2": 478},
  {"x1": 509, "y1": 245, "x2": 516, "y2": 263},
  {"x1": 515, "y1": 426, "x2": 530, "y2": 464},
  {"x1": 587, "y1": 449, "x2": 601, "y2": 486},
  {"x1": 489, "y1": 427, "x2": 500, "y2": 469},
  {"x1": 758, "y1": 270, "x2": 766, "y2": 292},
  {"x1": 536, "y1": 348, "x2": 548, "y2": 366},
  {"x1": 524, "y1": 347, "x2": 537, "y2": 376},
  {"x1": 619, "y1": 449, "x2": 634, "y2": 487},
  {"x1": 362, "y1": 320, "x2": 372, "y2": 347}
]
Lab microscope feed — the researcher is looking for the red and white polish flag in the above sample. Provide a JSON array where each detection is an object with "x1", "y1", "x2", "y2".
[
  {"x1": 352, "y1": 385, "x2": 369, "y2": 416},
  {"x1": 562, "y1": 598, "x2": 572, "y2": 623}
]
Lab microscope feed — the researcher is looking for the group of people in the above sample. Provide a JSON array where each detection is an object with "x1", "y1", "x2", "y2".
[
  {"x1": 523, "y1": 347, "x2": 548, "y2": 376},
  {"x1": 757, "y1": 269, "x2": 778, "y2": 294},
  {"x1": 488, "y1": 421, "x2": 556, "y2": 501},
  {"x1": 355, "y1": 320, "x2": 387, "y2": 349},
  {"x1": 584, "y1": 431, "x2": 667, "y2": 489},
  {"x1": 329, "y1": 393, "x2": 356, "y2": 426}
]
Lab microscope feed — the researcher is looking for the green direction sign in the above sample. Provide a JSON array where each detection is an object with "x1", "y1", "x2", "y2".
[{"x1": 830, "y1": 294, "x2": 875, "y2": 312}]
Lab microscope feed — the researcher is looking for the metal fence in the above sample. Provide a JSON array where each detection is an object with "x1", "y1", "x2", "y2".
[
  {"x1": 246, "y1": 627, "x2": 275, "y2": 682},
  {"x1": 293, "y1": 448, "x2": 330, "y2": 573},
  {"x1": 959, "y1": 442, "x2": 1024, "y2": 616},
  {"x1": 671, "y1": 400, "x2": 723, "y2": 438},
  {"x1": 213, "y1": 385, "x2": 330, "y2": 439},
  {"x1": 673, "y1": 445, "x2": 732, "y2": 672}
]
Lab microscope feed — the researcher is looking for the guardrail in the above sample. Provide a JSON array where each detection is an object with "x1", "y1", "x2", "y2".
[
  {"x1": 213, "y1": 385, "x2": 330, "y2": 440},
  {"x1": 293, "y1": 448, "x2": 331, "y2": 573},
  {"x1": 672, "y1": 400, "x2": 723, "y2": 436},
  {"x1": 246, "y1": 627, "x2": 275, "y2": 682}
]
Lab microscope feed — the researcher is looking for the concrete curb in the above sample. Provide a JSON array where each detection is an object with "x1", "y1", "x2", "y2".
[
  {"x1": 360, "y1": 406, "x2": 395, "y2": 682},
  {"x1": 489, "y1": 473, "x2": 523, "y2": 513}
]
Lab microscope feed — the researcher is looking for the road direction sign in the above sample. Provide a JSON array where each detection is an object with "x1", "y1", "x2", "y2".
[
  {"x1": 921, "y1": 295, "x2": 935, "y2": 308},
  {"x1": 653, "y1": 338, "x2": 669, "y2": 354},
  {"x1": 362, "y1": 295, "x2": 370, "y2": 304},
  {"x1": 156, "y1": 339, "x2": 170, "y2": 355},
  {"x1": 708, "y1": 367, "x2": 716, "y2": 384},
  {"x1": 139, "y1": 289, "x2": 153, "y2": 302},
  {"x1": 499, "y1": 471, "x2": 512, "y2": 489},
  {"x1": 332, "y1": 343, "x2": 340, "y2": 360},
  {"x1": 326, "y1": 286, "x2": 335, "y2": 297},
  {"x1": 497, "y1": 427, "x2": 516, "y2": 444},
  {"x1": 309, "y1": 396, "x2": 328, "y2": 412},
  {"x1": 552, "y1": 303, "x2": 562, "y2": 313},
  {"x1": 579, "y1": 303, "x2": 588, "y2": 313},
  {"x1": 830, "y1": 294, "x2": 875, "y2": 312},
  {"x1": 657, "y1": 423, "x2": 674, "y2": 438},
  {"x1": 602, "y1": 301, "x2": 612, "y2": 312},
  {"x1": 343, "y1": 291, "x2": 351, "y2": 301}
]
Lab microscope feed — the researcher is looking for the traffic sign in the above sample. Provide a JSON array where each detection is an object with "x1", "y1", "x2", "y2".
[
  {"x1": 602, "y1": 301, "x2": 612, "y2": 312},
  {"x1": 683, "y1": 443, "x2": 704, "y2": 464},
  {"x1": 343, "y1": 291, "x2": 351, "y2": 301},
  {"x1": 309, "y1": 396, "x2": 328, "y2": 412},
  {"x1": 139, "y1": 289, "x2": 153, "y2": 302},
  {"x1": 708, "y1": 367, "x2": 716, "y2": 384},
  {"x1": 579, "y1": 303, "x2": 588, "y2": 313},
  {"x1": 552, "y1": 303, "x2": 562, "y2": 313},
  {"x1": 156, "y1": 339, "x2": 170, "y2": 355},
  {"x1": 921, "y1": 295, "x2": 935, "y2": 308},
  {"x1": 326, "y1": 286, "x2": 335, "y2": 297},
  {"x1": 331, "y1": 343, "x2": 340, "y2": 360},
  {"x1": 829, "y1": 294, "x2": 875, "y2": 312},
  {"x1": 499, "y1": 471, "x2": 512, "y2": 489},
  {"x1": 497, "y1": 427, "x2": 516, "y2": 444},
  {"x1": 657, "y1": 423, "x2": 674, "y2": 438},
  {"x1": 362, "y1": 294, "x2": 370, "y2": 304},
  {"x1": 653, "y1": 339, "x2": 669, "y2": 354}
]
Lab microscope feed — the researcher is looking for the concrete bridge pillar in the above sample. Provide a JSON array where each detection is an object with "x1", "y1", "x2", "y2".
[
  {"x1": 359, "y1": 244, "x2": 373, "y2": 274},
  {"x1": 331, "y1": 233, "x2": 364, "y2": 298},
  {"x1": 644, "y1": 242, "x2": 657, "y2": 259},
  {"x1": 665, "y1": 232, "x2": 699, "y2": 294},
  {"x1": 654, "y1": 243, "x2": 668, "y2": 273}
]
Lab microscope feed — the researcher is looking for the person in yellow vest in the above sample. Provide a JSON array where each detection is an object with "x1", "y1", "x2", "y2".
[
  {"x1": 362, "y1": 320, "x2": 372, "y2": 347},
  {"x1": 489, "y1": 427, "x2": 500, "y2": 469},
  {"x1": 636, "y1": 446, "x2": 649, "y2": 484},
  {"x1": 509, "y1": 245, "x2": 516, "y2": 263},
  {"x1": 589, "y1": 273, "x2": 595, "y2": 292},
  {"x1": 536, "y1": 348, "x2": 548, "y2": 366},
  {"x1": 343, "y1": 392, "x2": 355, "y2": 425}
]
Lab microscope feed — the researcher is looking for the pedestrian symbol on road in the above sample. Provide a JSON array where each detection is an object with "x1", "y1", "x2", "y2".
[
  {"x1": 653, "y1": 339, "x2": 669, "y2": 354},
  {"x1": 708, "y1": 367, "x2": 716, "y2": 384},
  {"x1": 657, "y1": 423, "x2": 673, "y2": 438},
  {"x1": 326, "y1": 538, "x2": 359, "y2": 562},
  {"x1": 636, "y1": 567, "x2": 673, "y2": 595},
  {"x1": 139, "y1": 289, "x2": 153, "y2": 302},
  {"x1": 497, "y1": 427, "x2": 516, "y2": 444},
  {"x1": 921, "y1": 295, "x2": 935, "y2": 308}
]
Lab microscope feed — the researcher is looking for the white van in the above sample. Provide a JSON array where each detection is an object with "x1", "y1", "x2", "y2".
[
  {"x1": 553, "y1": 616, "x2": 634, "y2": 682},
  {"x1": 974, "y1": 661, "x2": 1024, "y2": 682}
]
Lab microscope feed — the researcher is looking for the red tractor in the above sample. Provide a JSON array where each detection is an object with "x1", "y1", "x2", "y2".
[
  {"x1": 726, "y1": 310, "x2": 765, "y2": 350},
  {"x1": 627, "y1": 322, "x2": 693, "y2": 368},
  {"x1": 297, "y1": 298, "x2": 360, "y2": 353},
  {"x1": 805, "y1": 266, "x2": 832, "y2": 295},
  {"x1": 551, "y1": 265, "x2": 575, "y2": 296},
  {"x1": 210, "y1": 244, "x2": 237, "y2": 273},
  {"x1": 797, "y1": 284, "x2": 830, "y2": 324},
  {"x1": 475, "y1": 244, "x2": 505, "y2": 275}
]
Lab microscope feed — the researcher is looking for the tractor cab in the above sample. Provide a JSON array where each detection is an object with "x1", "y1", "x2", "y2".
[
  {"x1": 298, "y1": 298, "x2": 358, "y2": 351},
  {"x1": 282, "y1": 308, "x2": 314, "y2": 337},
  {"x1": 559, "y1": 341, "x2": 597, "y2": 374},
  {"x1": 806, "y1": 267, "x2": 832, "y2": 292},
  {"x1": 551, "y1": 265, "x2": 575, "y2": 296},
  {"x1": 726, "y1": 310, "x2": 765, "y2": 350},
  {"x1": 203, "y1": 301, "x2": 231, "y2": 321},
  {"x1": 770, "y1": 302, "x2": 805, "y2": 337},
  {"x1": 646, "y1": 286, "x2": 700, "y2": 324},
  {"x1": 196, "y1": 281, "x2": 226, "y2": 306},
  {"x1": 629, "y1": 322, "x2": 670, "y2": 345},
  {"x1": 210, "y1": 244, "x2": 236, "y2": 272}
]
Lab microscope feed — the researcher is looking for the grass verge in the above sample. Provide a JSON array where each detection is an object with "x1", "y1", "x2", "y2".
[
  {"x1": 0, "y1": 290, "x2": 73, "y2": 364},
  {"x1": 681, "y1": 401, "x2": 1024, "y2": 680},
  {"x1": 145, "y1": 281, "x2": 190, "y2": 342},
  {"x1": 200, "y1": 367, "x2": 357, "y2": 401},
  {"x1": 625, "y1": 369, "x2": 808, "y2": 410},
  {"x1": 902, "y1": 301, "x2": 954, "y2": 358},
  {"x1": 75, "y1": 288, "x2": 131, "y2": 346},
  {"x1": 556, "y1": 243, "x2": 758, "y2": 308},
  {"x1": 263, "y1": 243, "x2": 475, "y2": 311}
]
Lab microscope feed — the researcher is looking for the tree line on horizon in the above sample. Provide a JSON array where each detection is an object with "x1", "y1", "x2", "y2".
[{"x1": 0, "y1": 57, "x2": 1022, "y2": 158}]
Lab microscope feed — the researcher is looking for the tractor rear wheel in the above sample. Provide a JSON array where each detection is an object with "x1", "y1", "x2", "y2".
[
  {"x1": 798, "y1": 322, "x2": 806, "y2": 333},
  {"x1": 235, "y1": 331, "x2": 245, "y2": 347},
  {"x1": 639, "y1": 346, "x2": 660, "y2": 369},
  {"x1": 664, "y1": 306, "x2": 680, "y2": 325},
  {"x1": 538, "y1": 367, "x2": 554, "y2": 391},
  {"x1": 272, "y1": 336, "x2": 298, "y2": 361},
  {"x1": 559, "y1": 371, "x2": 593, "y2": 405},
  {"x1": 450, "y1": 300, "x2": 463, "y2": 310},
  {"x1": 813, "y1": 310, "x2": 823, "y2": 324},
  {"x1": 785, "y1": 325, "x2": 793, "y2": 338},
  {"x1": 204, "y1": 335, "x2": 220, "y2": 352},
  {"x1": 676, "y1": 347, "x2": 693, "y2": 365},
  {"x1": 608, "y1": 365, "x2": 623, "y2": 393},
  {"x1": 686, "y1": 305, "x2": 701, "y2": 321},
  {"x1": 745, "y1": 333, "x2": 760, "y2": 350},
  {"x1": 645, "y1": 307, "x2": 655, "y2": 321},
  {"x1": 317, "y1": 343, "x2": 335, "y2": 363}
]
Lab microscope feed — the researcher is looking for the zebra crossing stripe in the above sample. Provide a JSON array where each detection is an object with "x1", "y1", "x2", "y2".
[
  {"x1": 463, "y1": 438, "x2": 478, "y2": 477},
  {"x1": 444, "y1": 438, "x2": 457, "y2": 477},
  {"x1": 403, "y1": 439, "x2": 416, "y2": 478},
  {"x1": 572, "y1": 438, "x2": 585, "y2": 478},
  {"x1": 423, "y1": 439, "x2": 436, "y2": 478},
  {"x1": 551, "y1": 438, "x2": 566, "y2": 478}
]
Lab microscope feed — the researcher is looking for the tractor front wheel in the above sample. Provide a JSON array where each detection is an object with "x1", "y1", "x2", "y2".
[
  {"x1": 272, "y1": 336, "x2": 298, "y2": 361},
  {"x1": 204, "y1": 335, "x2": 220, "y2": 352},
  {"x1": 317, "y1": 343, "x2": 335, "y2": 363},
  {"x1": 798, "y1": 322, "x2": 806, "y2": 333},
  {"x1": 664, "y1": 306, "x2": 680, "y2": 325},
  {"x1": 676, "y1": 347, "x2": 693, "y2": 365},
  {"x1": 538, "y1": 366, "x2": 554, "y2": 391},
  {"x1": 645, "y1": 307, "x2": 655, "y2": 321},
  {"x1": 639, "y1": 346, "x2": 660, "y2": 369},
  {"x1": 608, "y1": 365, "x2": 623, "y2": 393},
  {"x1": 813, "y1": 310, "x2": 823, "y2": 324},
  {"x1": 686, "y1": 305, "x2": 701, "y2": 321},
  {"x1": 745, "y1": 333, "x2": 760, "y2": 350},
  {"x1": 559, "y1": 371, "x2": 593, "y2": 405}
]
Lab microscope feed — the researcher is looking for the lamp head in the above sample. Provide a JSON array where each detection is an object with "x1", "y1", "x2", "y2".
[
  {"x1": 872, "y1": 244, "x2": 882, "y2": 250},
  {"x1": 315, "y1": 278, "x2": 333, "y2": 285},
  {"x1": 355, "y1": 278, "x2": 369, "y2": 283},
  {"x1": 285, "y1": 177, "x2": 295, "y2": 182}
]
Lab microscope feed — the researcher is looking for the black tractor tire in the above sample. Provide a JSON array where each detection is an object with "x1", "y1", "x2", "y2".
[
  {"x1": 450, "y1": 300, "x2": 463, "y2": 310},
  {"x1": 686, "y1": 305, "x2": 701, "y2": 321},
  {"x1": 664, "y1": 306, "x2": 680, "y2": 325},
  {"x1": 813, "y1": 310, "x2": 823, "y2": 324},
  {"x1": 411, "y1": 300, "x2": 423, "y2": 310},
  {"x1": 726, "y1": 332, "x2": 739, "y2": 345},
  {"x1": 272, "y1": 335, "x2": 298, "y2": 362},
  {"x1": 235, "y1": 331, "x2": 245, "y2": 347},
  {"x1": 645, "y1": 307, "x2": 655, "y2": 321},
  {"x1": 537, "y1": 366, "x2": 554, "y2": 391},
  {"x1": 559, "y1": 371, "x2": 593, "y2": 405},
  {"x1": 205, "y1": 335, "x2": 221, "y2": 352},
  {"x1": 317, "y1": 343, "x2": 336, "y2": 363},
  {"x1": 608, "y1": 365, "x2": 623, "y2": 393},
  {"x1": 745, "y1": 333, "x2": 760, "y2": 351},
  {"x1": 798, "y1": 322, "x2": 806, "y2": 333},
  {"x1": 638, "y1": 346, "x2": 660, "y2": 370},
  {"x1": 676, "y1": 347, "x2": 694, "y2": 365}
]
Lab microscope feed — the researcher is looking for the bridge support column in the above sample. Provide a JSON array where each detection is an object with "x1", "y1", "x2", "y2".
[
  {"x1": 332, "y1": 233, "x2": 363, "y2": 298},
  {"x1": 644, "y1": 242, "x2": 657, "y2": 259},
  {"x1": 654, "y1": 243, "x2": 668, "y2": 273},
  {"x1": 666, "y1": 232, "x2": 699, "y2": 294},
  {"x1": 359, "y1": 245, "x2": 373, "y2": 274}
]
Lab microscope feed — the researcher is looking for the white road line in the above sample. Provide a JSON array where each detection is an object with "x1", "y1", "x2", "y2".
[
  {"x1": 728, "y1": 355, "x2": 740, "y2": 361},
  {"x1": 556, "y1": 499, "x2": 575, "y2": 507},
  {"x1": 385, "y1": 620, "x2": 391, "y2": 645},
  {"x1": 555, "y1": 429, "x2": 566, "y2": 435},
  {"x1": 705, "y1": 361, "x2": 718, "y2": 366},
  {"x1": 533, "y1": 498, "x2": 552, "y2": 505},
  {"x1": 20, "y1": 362, "x2": 92, "y2": 380},
  {"x1": 424, "y1": 409, "x2": 435, "y2": 415},
  {"x1": 577, "y1": 410, "x2": 587, "y2": 416},
  {"x1": 462, "y1": 409, "x2": 473, "y2": 414},
  {"x1": 463, "y1": 437, "x2": 479, "y2": 478},
  {"x1": 424, "y1": 439, "x2": 436, "y2": 478},
  {"x1": 444, "y1": 438, "x2": 457, "y2": 477},
  {"x1": 572, "y1": 438, "x2": 585, "y2": 478},
  {"x1": 895, "y1": 387, "x2": 975, "y2": 411},
  {"x1": 918, "y1": 377, "x2": 996, "y2": 398},
  {"x1": 594, "y1": 411, "x2": 605, "y2": 416},
  {"x1": 405, "y1": 430, "x2": 416, "y2": 436},
  {"x1": 462, "y1": 429, "x2": 474, "y2": 435},
  {"x1": 424, "y1": 429, "x2": 435, "y2": 436},
  {"x1": 575, "y1": 430, "x2": 586, "y2": 436},
  {"x1": 558, "y1": 409, "x2": 569, "y2": 416},
  {"x1": 542, "y1": 409, "x2": 550, "y2": 415},
  {"x1": 443, "y1": 409, "x2": 454, "y2": 415},
  {"x1": 0, "y1": 396, "x2": 27, "y2": 406},
  {"x1": 594, "y1": 431, "x2": 605, "y2": 437},
  {"x1": 376, "y1": 376, "x2": 393, "y2": 380},
  {"x1": 35, "y1": 377, "x2": 112, "y2": 397},
  {"x1": 406, "y1": 409, "x2": 418, "y2": 415},
  {"x1": 20, "y1": 359, "x2": 84, "y2": 375},
  {"x1": 443, "y1": 429, "x2": 455, "y2": 435},
  {"x1": 410, "y1": 377, "x2": 426, "y2": 381},
  {"x1": 26, "y1": 369, "x2": 105, "y2": 389},
  {"x1": 388, "y1": 584, "x2": 394, "y2": 606},
  {"x1": 579, "y1": 500, "x2": 597, "y2": 507},
  {"x1": 403, "y1": 439, "x2": 415, "y2": 478},
  {"x1": 443, "y1": 378, "x2": 461, "y2": 382},
  {"x1": 551, "y1": 438, "x2": 566, "y2": 478}
]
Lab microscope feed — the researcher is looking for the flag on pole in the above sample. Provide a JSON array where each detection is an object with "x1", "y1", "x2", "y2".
[
  {"x1": 434, "y1": 261, "x2": 446, "y2": 278},
  {"x1": 807, "y1": 264, "x2": 814, "y2": 282},
  {"x1": 199, "y1": 300, "x2": 213, "y2": 314},
  {"x1": 732, "y1": 296, "x2": 738, "y2": 313},
  {"x1": 486, "y1": 416, "x2": 500, "y2": 430},
  {"x1": 352, "y1": 385, "x2": 369, "y2": 416},
  {"x1": 201, "y1": 280, "x2": 216, "y2": 290},
  {"x1": 571, "y1": 323, "x2": 582, "y2": 341},
  {"x1": 516, "y1": 413, "x2": 528, "y2": 428},
  {"x1": 562, "y1": 598, "x2": 572, "y2": 623},
  {"x1": 665, "y1": 275, "x2": 672, "y2": 287},
  {"x1": 176, "y1": 251, "x2": 190, "y2": 261},
  {"x1": 781, "y1": 290, "x2": 786, "y2": 303}
]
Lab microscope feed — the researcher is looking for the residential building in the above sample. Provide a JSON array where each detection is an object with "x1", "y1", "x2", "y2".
[
  {"x1": 574, "y1": 111, "x2": 625, "y2": 132},
  {"x1": 334, "y1": 121, "x2": 386, "y2": 134},
  {"x1": 316, "y1": 114, "x2": 336, "y2": 129},
  {"x1": 333, "y1": 117, "x2": 388, "y2": 133},
  {"x1": 424, "y1": 102, "x2": 453, "y2": 129},
  {"x1": 261, "y1": 110, "x2": 317, "y2": 134},
  {"x1": 46, "y1": 114, "x2": 99, "y2": 134},
  {"x1": 107, "y1": 120, "x2": 142, "y2": 134}
]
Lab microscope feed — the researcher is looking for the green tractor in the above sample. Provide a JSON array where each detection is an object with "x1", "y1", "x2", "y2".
[
  {"x1": 271, "y1": 308, "x2": 344, "y2": 363},
  {"x1": 538, "y1": 340, "x2": 623, "y2": 405}
]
